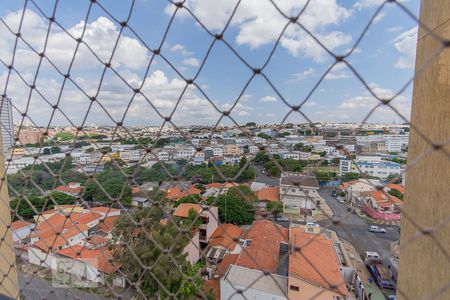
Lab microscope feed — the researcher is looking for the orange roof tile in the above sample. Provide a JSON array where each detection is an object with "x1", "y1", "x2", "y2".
[
  {"x1": 371, "y1": 190, "x2": 402, "y2": 206},
  {"x1": 90, "y1": 207, "x2": 121, "y2": 216},
  {"x1": 56, "y1": 245, "x2": 118, "y2": 274},
  {"x1": 55, "y1": 185, "x2": 81, "y2": 194},
  {"x1": 173, "y1": 203, "x2": 202, "y2": 218},
  {"x1": 257, "y1": 187, "x2": 279, "y2": 202},
  {"x1": 33, "y1": 223, "x2": 89, "y2": 253},
  {"x1": 205, "y1": 279, "x2": 220, "y2": 300},
  {"x1": 289, "y1": 227, "x2": 348, "y2": 296},
  {"x1": 209, "y1": 224, "x2": 242, "y2": 251},
  {"x1": 386, "y1": 183, "x2": 405, "y2": 194},
  {"x1": 188, "y1": 186, "x2": 201, "y2": 195},
  {"x1": 97, "y1": 216, "x2": 120, "y2": 233},
  {"x1": 216, "y1": 254, "x2": 239, "y2": 277},
  {"x1": 87, "y1": 234, "x2": 108, "y2": 245},
  {"x1": 236, "y1": 220, "x2": 288, "y2": 273},
  {"x1": 206, "y1": 183, "x2": 223, "y2": 189},
  {"x1": 11, "y1": 220, "x2": 33, "y2": 231}
]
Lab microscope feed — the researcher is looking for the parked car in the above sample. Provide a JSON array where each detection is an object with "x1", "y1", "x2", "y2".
[
  {"x1": 388, "y1": 295, "x2": 397, "y2": 300},
  {"x1": 369, "y1": 225, "x2": 387, "y2": 233},
  {"x1": 306, "y1": 222, "x2": 320, "y2": 228},
  {"x1": 336, "y1": 196, "x2": 345, "y2": 203},
  {"x1": 331, "y1": 190, "x2": 338, "y2": 197},
  {"x1": 276, "y1": 216, "x2": 289, "y2": 222}
]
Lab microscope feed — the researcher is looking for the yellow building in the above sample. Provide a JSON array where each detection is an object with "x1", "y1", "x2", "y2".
[
  {"x1": 223, "y1": 144, "x2": 240, "y2": 156},
  {"x1": 11, "y1": 148, "x2": 25, "y2": 156}
]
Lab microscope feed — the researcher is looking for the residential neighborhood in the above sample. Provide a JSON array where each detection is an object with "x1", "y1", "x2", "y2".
[{"x1": 6, "y1": 122, "x2": 407, "y2": 299}]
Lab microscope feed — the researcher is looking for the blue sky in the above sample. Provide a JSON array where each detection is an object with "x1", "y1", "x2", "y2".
[{"x1": 0, "y1": 0, "x2": 420, "y2": 127}]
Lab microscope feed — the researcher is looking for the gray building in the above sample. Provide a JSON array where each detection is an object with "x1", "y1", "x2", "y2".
[{"x1": 0, "y1": 96, "x2": 14, "y2": 154}]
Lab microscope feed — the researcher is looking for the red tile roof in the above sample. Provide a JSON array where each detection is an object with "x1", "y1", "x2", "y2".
[
  {"x1": 55, "y1": 185, "x2": 81, "y2": 195},
  {"x1": 385, "y1": 183, "x2": 405, "y2": 194},
  {"x1": 90, "y1": 207, "x2": 120, "y2": 216},
  {"x1": 371, "y1": 190, "x2": 402, "y2": 206},
  {"x1": 206, "y1": 183, "x2": 223, "y2": 189},
  {"x1": 216, "y1": 254, "x2": 239, "y2": 277},
  {"x1": 56, "y1": 245, "x2": 118, "y2": 274},
  {"x1": 173, "y1": 203, "x2": 202, "y2": 218},
  {"x1": 289, "y1": 227, "x2": 348, "y2": 296},
  {"x1": 257, "y1": 187, "x2": 279, "y2": 202},
  {"x1": 97, "y1": 216, "x2": 120, "y2": 233},
  {"x1": 11, "y1": 220, "x2": 33, "y2": 231},
  {"x1": 209, "y1": 224, "x2": 242, "y2": 251},
  {"x1": 235, "y1": 220, "x2": 288, "y2": 273}
]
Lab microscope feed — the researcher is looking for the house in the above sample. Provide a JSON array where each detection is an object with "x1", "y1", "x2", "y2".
[
  {"x1": 55, "y1": 245, "x2": 120, "y2": 285},
  {"x1": 173, "y1": 203, "x2": 219, "y2": 264},
  {"x1": 54, "y1": 182, "x2": 82, "y2": 196},
  {"x1": 288, "y1": 226, "x2": 348, "y2": 299},
  {"x1": 279, "y1": 172, "x2": 321, "y2": 214},
  {"x1": 34, "y1": 205, "x2": 84, "y2": 224},
  {"x1": 28, "y1": 207, "x2": 119, "y2": 273},
  {"x1": 11, "y1": 220, "x2": 35, "y2": 242},
  {"x1": 339, "y1": 179, "x2": 380, "y2": 206},
  {"x1": 131, "y1": 187, "x2": 150, "y2": 208},
  {"x1": 206, "y1": 224, "x2": 243, "y2": 262},
  {"x1": 256, "y1": 187, "x2": 280, "y2": 213},
  {"x1": 214, "y1": 221, "x2": 351, "y2": 299},
  {"x1": 219, "y1": 220, "x2": 289, "y2": 299},
  {"x1": 166, "y1": 186, "x2": 202, "y2": 201}
]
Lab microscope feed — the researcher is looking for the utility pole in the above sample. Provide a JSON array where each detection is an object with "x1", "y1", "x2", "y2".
[
  {"x1": 0, "y1": 127, "x2": 19, "y2": 298},
  {"x1": 397, "y1": 1, "x2": 450, "y2": 299}
]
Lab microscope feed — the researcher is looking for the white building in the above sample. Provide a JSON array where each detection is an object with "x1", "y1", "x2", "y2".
[{"x1": 340, "y1": 159, "x2": 402, "y2": 179}]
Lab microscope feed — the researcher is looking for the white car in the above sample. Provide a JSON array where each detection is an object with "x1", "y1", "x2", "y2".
[
  {"x1": 306, "y1": 222, "x2": 320, "y2": 228},
  {"x1": 368, "y1": 225, "x2": 387, "y2": 233}
]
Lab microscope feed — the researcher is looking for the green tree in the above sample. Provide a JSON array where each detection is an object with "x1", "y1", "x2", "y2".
[
  {"x1": 342, "y1": 172, "x2": 360, "y2": 182},
  {"x1": 267, "y1": 201, "x2": 283, "y2": 218},
  {"x1": 112, "y1": 207, "x2": 203, "y2": 299},
  {"x1": 55, "y1": 131, "x2": 74, "y2": 141},
  {"x1": 257, "y1": 132, "x2": 272, "y2": 140},
  {"x1": 51, "y1": 146, "x2": 61, "y2": 154},
  {"x1": 331, "y1": 157, "x2": 340, "y2": 165},
  {"x1": 254, "y1": 151, "x2": 270, "y2": 163},
  {"x1": 388, "y1": 189, "x2": 404, "y2": 200},
  {"x1": 43, "y1": 148, "x2": 51, "y2": 155},
  {"x1": 215, "y1": 188, "x2": 256, "y2": 225}
]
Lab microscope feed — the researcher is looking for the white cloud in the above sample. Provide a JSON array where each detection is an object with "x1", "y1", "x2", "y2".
[
  {"x1": 393, "y1": 27, "x2": 417, "y2": 69},
  {"x1": 238, "y1": 111, "x2": 250, "y2": 116},
  {"x1": 336, "y1": 84, "x2": 411, "y2": 122},
  {"x1": 354, "y1": 0, "x2": 385, "y2": 9},
  {"x1": 260, "y1": 96, "x2": 277, "y2": 102},
  {"x1": 386, "y1": 26, "x2": 403, "y2": 33},
  {"x1": 167, "y1": 0, "x2": 352, "y2": 62},
  {"x1": 289, "y1": 67, "x2": 314, "y2": 82},
  {"x1": 170, "y1": 43, "x2": 194, "y2": 56},
  {"x1": 0, "y1": 9, "x2": 149, "y2": 71},
  {"x1": 182, "y1": 57, "x2": 200, "y2": 67},
  {"x1": 325, "y1": 63, "x2": 352, "y2": 80}
]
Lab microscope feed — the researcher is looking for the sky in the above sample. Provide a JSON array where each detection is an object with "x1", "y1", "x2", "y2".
[{"x1": 0, "y1": 0, "x2": 420, "y2": 127}]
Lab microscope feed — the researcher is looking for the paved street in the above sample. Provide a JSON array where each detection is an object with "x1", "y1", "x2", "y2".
[
  {"x1": 318, "y1": 190, "x2": 399, "y2": 261},
  {"x1": 252, "y1": 163, "x2": 279, "y2": 186}
]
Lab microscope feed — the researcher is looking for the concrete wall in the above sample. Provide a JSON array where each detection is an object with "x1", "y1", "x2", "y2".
[{"x1": 288, "y1": 276, "x2": 344, "y2": 300}]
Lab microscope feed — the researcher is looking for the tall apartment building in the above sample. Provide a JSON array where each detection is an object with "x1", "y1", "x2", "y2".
[{"x1": 0, "y1": 96, "x2": 13, "y2": 154}]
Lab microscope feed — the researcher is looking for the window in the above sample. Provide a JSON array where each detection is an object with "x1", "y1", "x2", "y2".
[
  {"x1": 289, "y1": 285, "x2": 299, "y2": 291},
  {"x1": 291, "y1": 188, "x2": 296, "y2": 192}
]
